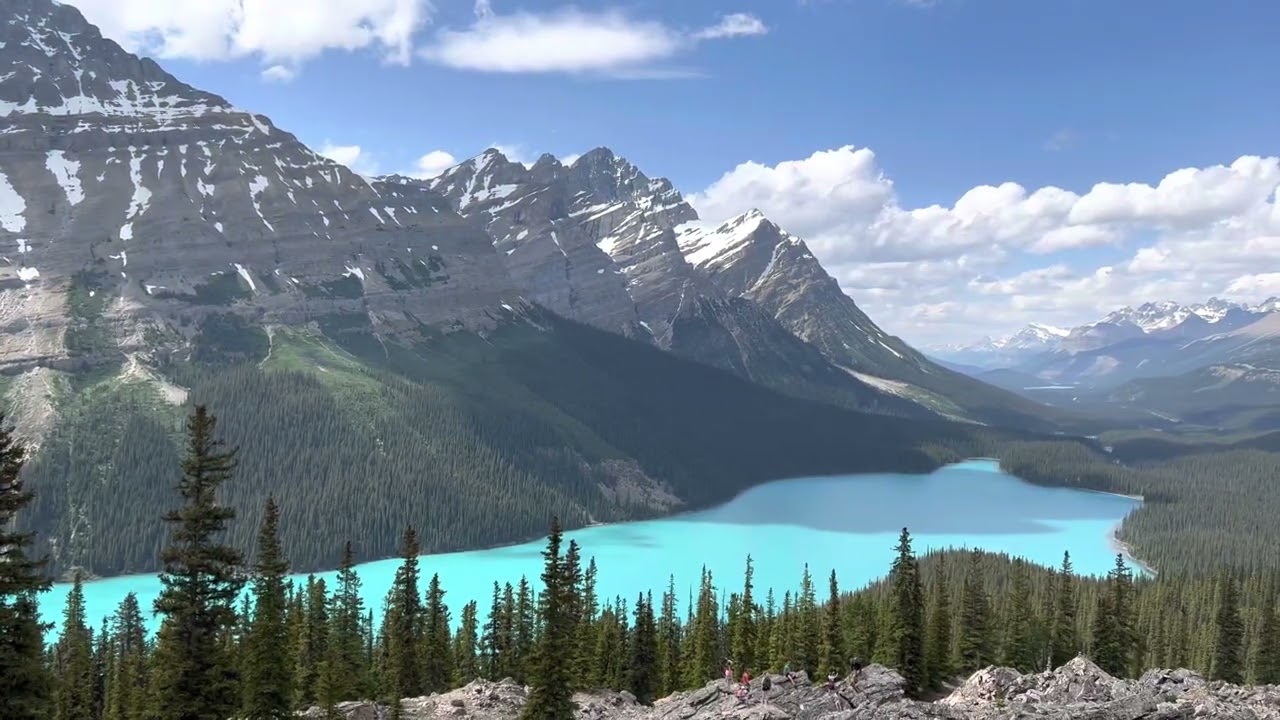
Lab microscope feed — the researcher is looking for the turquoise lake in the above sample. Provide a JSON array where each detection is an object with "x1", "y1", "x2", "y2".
[{"x1": 40, "y1": 459, "x2": 1140, "y2": 636}]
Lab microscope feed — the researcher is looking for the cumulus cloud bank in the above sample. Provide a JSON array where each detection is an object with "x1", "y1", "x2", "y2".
[{"x1": 689, "y1": 148, "x2": 1280, "y2": 345}]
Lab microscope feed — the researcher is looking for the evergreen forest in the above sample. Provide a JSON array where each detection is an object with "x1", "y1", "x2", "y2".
[
  {"x1": 16, "y1": 310, "x2": 1280, "y2": 584},
  {"x1": 2, "y1": 406, "x2": 1279, "y2": 720}
]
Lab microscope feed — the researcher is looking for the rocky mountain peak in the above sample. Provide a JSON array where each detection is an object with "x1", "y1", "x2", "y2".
[
  {"x1": 1, "y1": 0, "x2": 241, "y2": 122},
  {"x1": 563, "y1": 147, "x2": 689, "y2": 218},
  {"x1": 426, "y1": 148, "x2": 531, "y2": 213},
  {"x1": 0, "y1": 0, "x2": 519, "y2": 376},
  {"x1": 527, "y1": 152, "x2": 564, "y2": 183}
]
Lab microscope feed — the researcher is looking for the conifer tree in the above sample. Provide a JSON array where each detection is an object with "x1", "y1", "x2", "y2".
[
  {"x1": 522, "y1": 517, "x2": 575, "y2": 720},
  {"x1": 1252, "y1": 586, "x2": 1280, "y2": 684},
  {"x1": 295, "y1": 577, "x2": 331, "y2": 708},
  {"x1": 385, "y1": 526, "x2": 424, "y2": 715},
  {"x1": 796, "y1": 564, "x2": 821, "y2": 675},
  {"x1": 514, "y1": 577, "x2": 535, "y2": 681},
  {"x1": 453, "y1": 601, "x2": 480, "y2": 685},
  {"x1": 923, "y1": 555, "x2": 953, "y2": 688},
  {"x1": 330, "y1": 541, "x2": 368, "y2": 701},
  {"x1": 819, "y1": 570, "x2": 844, "y2": 676},
  {"x1": 683, "y1": 567, "x2": 720, "y2": 687},
  {"x1": 889, "y1": 528, "x2": 926, "y2": 696},
  {"x1": 242, "y1": 497, "x2": 294, "y2": 719},
  {"x1": 1049, "y1": 551, "x2": 1077, "y2": 668},
  {"x1": 574, "y1": 558, "x2": 599, "y2": 686},
  {"x1": 656, "y1": 576, "x2": 681, "y2": 696},
  {"x1": 628, "y1": 592, "x2": 659, "y2": 704},
  {"x1": 1211, "y1": 574, "x2": 1244, "y2": 683},
  {"x1": 479, "y1": 582, "x2": 504, "y2": 680},
  {"x1": 958, "y1": 553, "x2": 991, "y2": 671},
  {"x1": 729, "y1": 556, "x2": 758, "y2": 673},
  {"x1": 1001, "y1": 561, "x2": 1037, "y2": 672},
  {"x1": 423, "y1": 573, "x2": 454, "y2": 693},
  {"x1": 0, "y1": 417, "x2": 51, "y2": 720},
  {"x1": 104, "y1": 593, "x2": 148, "y2": 720},
  {"x1": 151, "y1": 405, "x2": 247, "y2": 720},
  {"x1": 1090, "y1": 554, "x2": 1134, "y2": 676},
  {"x1": 54, "y1": 572, "x2": 96, "y2": 720}
]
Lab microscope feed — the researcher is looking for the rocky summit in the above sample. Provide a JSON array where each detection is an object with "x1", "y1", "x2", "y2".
[
  {"x1": 303, "y1": 658, "x2": 1280, "y2": 720},
  {"x1": 0, "y1": 0, "x2": 517, "y2": 379},
  {"x1": 416, "y1": 145, "x2": 1056, "y2": 428}
]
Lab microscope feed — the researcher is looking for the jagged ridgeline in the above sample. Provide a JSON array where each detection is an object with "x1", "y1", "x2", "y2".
[{"x1": 0, "y1": 0, "x2": 1061, "y2": 577}]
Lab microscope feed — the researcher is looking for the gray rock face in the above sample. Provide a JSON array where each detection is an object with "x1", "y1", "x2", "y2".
[
  {"x1": 0, "y1": 0, "x2": 519, "y2": 376},
  {"x1": 424, "y1": 146, "x2": 708, "y2": 344},
  {"x1": 305, "y1": 659, "x2": 1280, "y2": 720},
  {"x1": 421, "y1": 147, "x2": 914, "y2": 414},
  {"x1": 676, "y1": 210, "x2": 1063, "y2": 427},
  {"x1": 676, "y1": 210, "x2": 930, "y2": 377}
]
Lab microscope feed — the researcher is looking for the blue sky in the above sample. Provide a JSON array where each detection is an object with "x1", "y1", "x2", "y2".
[{"x1": 66, "y1": 0, "x2": 1280, "y2": 344}]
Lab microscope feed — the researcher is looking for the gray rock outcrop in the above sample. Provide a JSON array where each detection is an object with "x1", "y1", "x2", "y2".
[{"x1": 302, "y1": 658, "x2": 1280, "y2": 720}]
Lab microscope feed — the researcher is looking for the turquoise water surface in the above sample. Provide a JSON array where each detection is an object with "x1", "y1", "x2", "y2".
[{"x1": 40, "y1": 459, "x2": 1140, "y2": 636}]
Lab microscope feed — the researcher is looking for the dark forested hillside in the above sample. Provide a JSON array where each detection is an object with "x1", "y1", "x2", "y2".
[
  {"x1": 1000, "y1": 442, "x2": 1280, "y2": 575},
  {"x1": 19, "y1": 309, "x2": 1019, "y2": 578}
]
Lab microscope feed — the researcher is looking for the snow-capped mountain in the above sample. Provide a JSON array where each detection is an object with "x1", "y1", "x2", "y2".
[
  {"x1": 943, "y1": 296, "x2": 1280, "y2": 369},
  {"x1": 415, "y1": 151, "x2": 1055, "y2": 426},
  {"x1": 0, "y1": 0, "x2": 519, "y2": 382}
]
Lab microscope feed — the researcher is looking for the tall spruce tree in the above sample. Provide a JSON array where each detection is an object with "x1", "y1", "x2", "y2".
[
  {"x1": 294, "y1": 577, "x2": 331, "y2": 708},
  {"x1": 151, "y1": 405, "x2": 247, "y2": 720},
  {"x1": 889, "y1": 528, "x2": 926, "y2": 696},
  {"x1": 819, "y1": 570, "x2": 844, "y2": 676},
  {"x1": 1211, "y1": 574, "x2": 1244, "y2": 683},
  {"x1": 453, "y1": 601, "x2": 480, "y2": 685},
  {"x1": 385, "y1": 526, "x2": 424, "y2": 715},
  {"x1": 54, "y1": 572, "x2": 96, "y2": 720},
  {"x1": 923, "y1": 555, "x2": 953, "y2": 688},
  {"x1": 514, "y1": 577, "x2": 536, "y2": 682},
  {"x1": 1001, "y1": 561, "x2": 1037, "y2": 672},
  {"x1": 1252, "y1": 585, "x2": 1280, "y2": 684},
  {"x1": 1090, "y1": 554, "x2": 1134, "y2": 676},
  {"x1": 1049, "y1": 551, "x2": 1077, "y2": 669},
  {"x1": 242, "y1": 497, "x2": 293, "y2": 719},
  {"x1": 0, "y1": 417, "x2": 51, "y2": 720},
  {"x1": 423, "y1": 573, "x2": 454, "y2": 693},
  {"x1": 628, "y1": 592, "x2": 659, "y2": 704},
  {"x1": 104, "y1": 593, "x2": 147, "y2": 720},
  {"x1": 730, "y1": 556, "x2": 757, "y2": 673},
  {"x1": 957, "y1": 553, "x2": 991, "y2": 672},
  {"x1": 656, "y1": 576, "x2": 681, "y2": 697},
  {"x1": 522, "y1": 517, "x2": 575, "y2": 720},
  {"x1": 330, "y1": 542, "x2": 368, "y2": 702}
]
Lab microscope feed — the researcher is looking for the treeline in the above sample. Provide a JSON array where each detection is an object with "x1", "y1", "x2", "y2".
[
  {"x1": 1000, "y1": 441, "x2": 1280, "y2": 575},
  {"x1": 4, "y1": 408, "x2": 1280, "y2": 720}
]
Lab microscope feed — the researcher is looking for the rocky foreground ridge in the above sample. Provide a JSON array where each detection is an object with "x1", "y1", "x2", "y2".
[{"x1": 303, "y1": 657, "x2": 1280, "y2": 720}]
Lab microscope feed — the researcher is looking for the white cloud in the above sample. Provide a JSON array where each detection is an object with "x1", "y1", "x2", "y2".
[
  {"x1": 689, "y1": 148, "x2": 1280, "y2": 345},
  {"x1": 692, "y1": 13, "x2": 769, "y2": 40},
  {"x1": 411, "y1": 149, "x2": 458, "y2": 179},
  {"x1": 260, "y1": 64, "x2": 296, "y2": 83},
  {"x1": 418, "y1": 7, "x2": 765, "y2": 75},
  {"x1": 318, "y1": 141, "x2": 380, "y2": 176},
  {"x1": 61, "y1": 0, "x2": 433, "y2": 73}
]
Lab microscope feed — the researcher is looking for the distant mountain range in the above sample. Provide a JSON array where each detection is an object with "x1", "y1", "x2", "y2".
[
  {"x1": 937, "y1": 297, "x2": 1280, "y2": 367},
  {"x1": 932, "y1": 298, "x2": 1280, "y2": 432}
]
